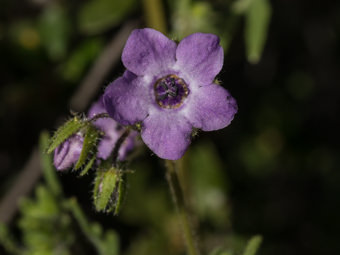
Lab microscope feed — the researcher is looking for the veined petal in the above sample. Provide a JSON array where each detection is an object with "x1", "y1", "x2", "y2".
[
  {"x1": 176, "y1": 33, "x2": 224, "y2": 85},
  {"x1": 184, "y1": 84, "x2": 237, "y2": 131},
  {"x1": 141, "y1": 113, "x2": 192, "y2": 160},
  {"x1": 103, "y1": 71, "x2": 150, "y2": 125},
  {"x1": 122, "y1": 28, "x2": 177, "y2": 76}
]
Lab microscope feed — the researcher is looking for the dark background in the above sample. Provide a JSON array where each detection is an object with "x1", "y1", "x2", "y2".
[{"x1": 1, "y1": 0, "x2": 340, "y2": 254}]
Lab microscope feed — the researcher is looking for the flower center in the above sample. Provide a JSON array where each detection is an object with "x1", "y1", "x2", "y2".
[{"x1": 154, "y1": 74, "x2": 189, "y2": 109}]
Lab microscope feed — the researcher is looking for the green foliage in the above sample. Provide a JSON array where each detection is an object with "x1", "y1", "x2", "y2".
[
  {"x1": 18, "y1": 185, "x2": 73, "y2": 255},
  {"x1": 60, "y1": 39, "x2": 104, "y2": 82},
  {"x1": 47, "y1": 116, "x2": 84, "y2": 154},
  {"x1": 65, "y1": 198, "x2": 120, "y2": 255},
  {"x1": 170, "y1": 0, "x2": 271, "y2": 62},
  {"x1": 170, "y1": 0, "x2": 220, "y2": 42},
  {"x1": 243, "y1": 235, "x2": 263, "y2": 255},
  {"x1": 39, "y1": 131, "x2": 62, "y2": 196},
  {"x1": 78, "y1": 0, "x2": 137, "y2": 34},
  {"x1": 244, "y1": 0, "x2": 272, "y2": 63},
  {"x1": 210, "y1": 249, "x2": 233, "y2": 255},
  {"x1": 0, "y1": 131, "x2": 121, "y2": 255},
  {"x1": 187, "y1": 141, "x2": 231, "y2": 227},
  {"x1": 0, "y1": 223, "x2": 21, "y2": 254},
  {"x1": 38, "y1": 3, "x2": 71, "y2": 61}
]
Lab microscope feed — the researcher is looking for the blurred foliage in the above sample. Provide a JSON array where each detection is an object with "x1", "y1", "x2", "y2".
[
  {"x1": 78, "y1": 0, "x2": 137, "y2": 34},
  {"x1": 0, "y1": 132, "x2": 120, "y2": 255},
  {"x1": 1, "y1": 0, "x2": 340, "y2": 255},
  {"x1": 243, "y1": 0, "x2": 272, "y2": 63},
  {"x1": 18, "y1": 185, "x2": 73, "y2": 255},
  {"x1": 60, "y1": 38, "x2": 104, "y2": 82},
  {"x1": 38, "y1": 3, "x2": 71, "y2": 61}
]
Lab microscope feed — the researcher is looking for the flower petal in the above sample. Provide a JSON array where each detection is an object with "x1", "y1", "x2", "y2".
[
  {"x1": 103, "y1": 71, "x2": 150, "y2": 125},
  {"x1": 54, "y1": 135, "x2": 83, "y2": 171},
  {"x1": 176, "y1": 33, "x2": 224, "y2": 85},
  {"x1": 184, "y1": 84, "x2": 237, "y2": 131},
  {"x1": 122, "y1": 28, "x2": 177, "y2": 76},
  {"x1": 141, "y1": 113, "x2": 192, "y2": 160}
]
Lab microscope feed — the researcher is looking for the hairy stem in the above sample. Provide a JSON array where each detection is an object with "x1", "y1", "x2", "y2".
[
  {"x1": 165, "y1": 160, "x2": 200, "y2": 255},
  {"x1": 112, "y1": 128, "x2": 131, "y2": 166},
  {"x1": 88, "y1": 113, "x2": 110, "y2": 123}
]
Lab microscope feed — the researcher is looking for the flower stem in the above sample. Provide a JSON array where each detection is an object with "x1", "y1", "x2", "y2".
[
  {"x1": 165, "y1": 160, "x2": 200, "y2": 255},
  {"x1": 142, "y1": 0, "x2": 167, "y2": 34},
  {"x1": 88, "y1": 113, "x2": 110, "y2": 123},
  {"x1": 112, "y1": 128, "x2": 131, "y2": 166},
  {"x1": 64, "y1": 198, "x2": 106, "y2": 255}
]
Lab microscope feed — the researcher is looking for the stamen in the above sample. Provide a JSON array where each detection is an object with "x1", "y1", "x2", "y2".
[{"x1": 154, "y1": 74, "x2": 189, "y2": 109}]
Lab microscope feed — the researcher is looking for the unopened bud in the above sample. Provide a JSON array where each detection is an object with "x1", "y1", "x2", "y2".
[{"x1": 93, "y1": 168, "x2": 127, "y2": 215}]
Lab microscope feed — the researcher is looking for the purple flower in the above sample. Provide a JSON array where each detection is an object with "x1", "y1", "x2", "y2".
[
  {"x1": 103, "y1": 28, "x2": 237, "y2": 160},
  {"x1": 53, "y1": 98, "x2": 137, "y2": 171}
]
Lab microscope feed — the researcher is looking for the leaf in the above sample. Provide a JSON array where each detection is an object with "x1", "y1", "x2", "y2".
[
  {"x1": 78, "y1": 0, "x2": 136, "y2": 34},
  {"x1": 74, "y1": 124, "x2": 100, "y2": 170},
  {"x1": 38, "y1": 3, "x2": 71, "y2": 61},
  {"x1": 0, "y1": 223, "x2": 21, "y2": 254},
  {"x1": 244, "y1": 0, "x2": 271, "y2": 63},
  {"x1": 39, "y1": 131, "x2": 62, "y2": 196},
  {"x1": 232, "y1": 0, "x2": 254, "y2": 14},
  {"x1": 242, "y1": 235, "x2": 263, "y2": 255},
  {"x1": 60, "y1": 38, "x2": 103, "y2": 82},
  {"x1": 47, "y1": 117, "x2": 84, "y2": 154},
  {"x1": 187, "y1": 141, "x2": 231, "y2": 227}
]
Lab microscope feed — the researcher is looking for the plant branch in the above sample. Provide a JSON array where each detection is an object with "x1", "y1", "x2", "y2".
[
  {"x1": 112, "y1": 128, "x2": 131, "y2": 167},
  {"x1": 165, "y1": 160, "x2": 200, "y2": 255}
]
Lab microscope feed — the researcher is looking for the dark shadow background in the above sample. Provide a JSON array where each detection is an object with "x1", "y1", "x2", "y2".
[{"x1": 0, "y1": 0, "x2": 339, "y2": 255}]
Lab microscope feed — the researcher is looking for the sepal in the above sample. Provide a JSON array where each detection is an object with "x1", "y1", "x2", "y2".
[
  {"x1": 47, "y1": 116, "x2": 85, "y2": 154},
  {"x1": 74, "y1": 124, "x2": 101, "y2": 170}
]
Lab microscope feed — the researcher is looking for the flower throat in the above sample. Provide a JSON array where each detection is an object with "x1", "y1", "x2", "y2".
[{"x1": 154, "y1": 74, "x2": 189, "y2": 109}]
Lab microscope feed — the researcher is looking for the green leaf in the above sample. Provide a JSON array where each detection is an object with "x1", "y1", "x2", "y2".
[
  {"x1": 60, "y1": 38, "x2": 103, "y2": 82},
  {"x1": 47, "y1": 117, "x2": 84, "y2": 154},
  {"x1": 0, "y1": 223, "x2": 21, "y2": 254},
  {"x1": 78, "y1": 0, "x2": 136, "y2": 34},
  {"x1": 39, "y1": 131, "x2": 62, "y2": 196},
  {"x1": 209, "y1": 248, "x2": 233, "y2": 255},
  {"x1": 244, "y1": 0, "x2": 271, "y2": 63},
  {"x1": 242, "y1": 235, "x2": 263, "y2": 255},
  {"x1": 232, "y1": 0, "x2": 255, "y2": 14},
  {"x1": 187, "y1": 141, "x2": 231, "y2": 227},
  {"x1": 74, "y1": 125, "x2": 100, "y2": 170},
  {"x1": 102, "y1": 230, "x2": 120, "y2": 255},
  {"x1": 38, "y1": 3, "x2": 71, "y2": 61}
]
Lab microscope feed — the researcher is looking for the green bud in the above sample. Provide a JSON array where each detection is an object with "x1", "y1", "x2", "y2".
[{"x1": 93, "y1": 168, "x2": 127, "y2": 215}]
